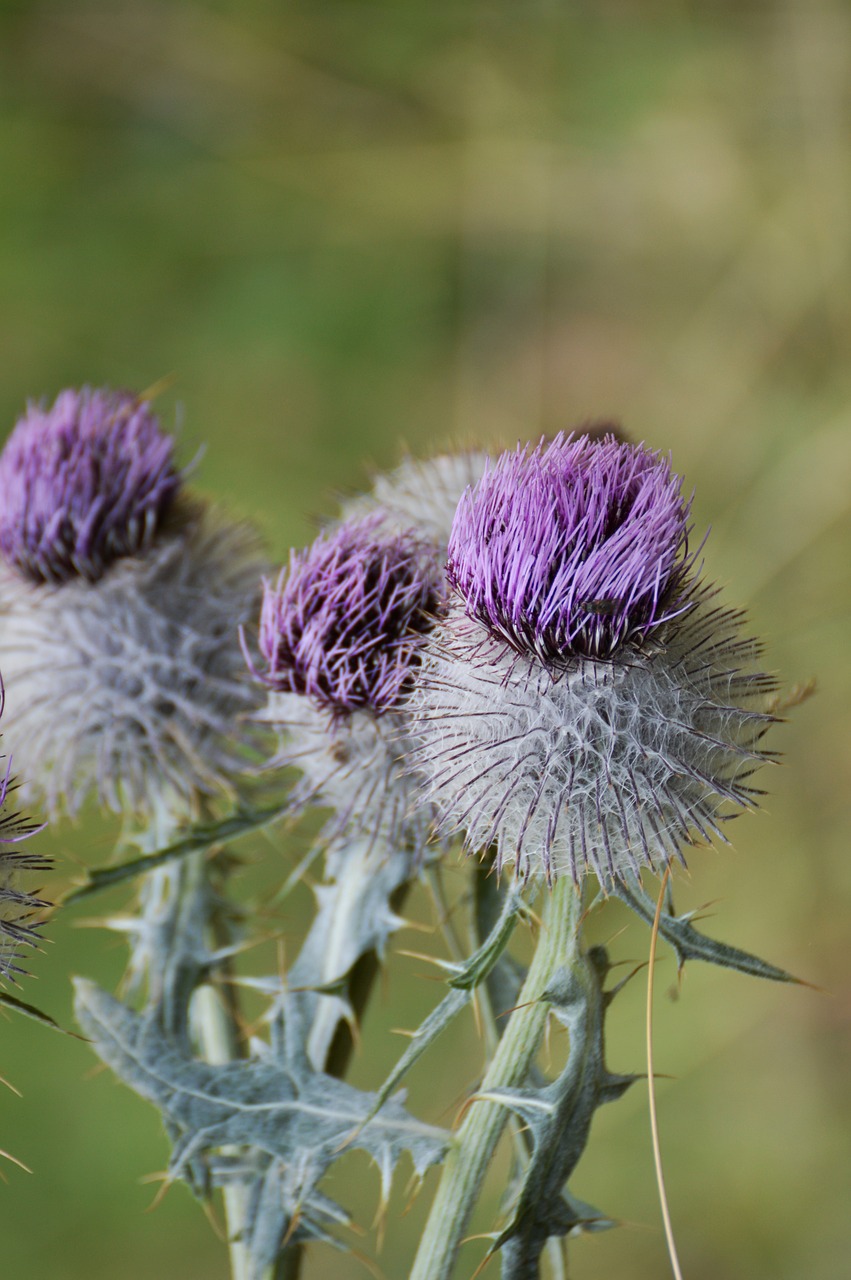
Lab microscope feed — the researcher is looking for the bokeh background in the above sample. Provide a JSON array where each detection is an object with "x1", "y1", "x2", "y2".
[{"x1": 1, "y1": 2, "x2": 849, "y2": 1278}]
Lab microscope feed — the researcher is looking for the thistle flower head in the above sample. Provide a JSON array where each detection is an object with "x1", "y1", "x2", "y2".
[
  {"x1": 409, "y1": 433, "x2": 776, "y2": 887},
  {"x1": 0, "y1": 385, "x2": 267, "y2": 821},
  {"x1": 0, "y1": 387, "x2": 180, "y2": 585},
  {"x1": 448, "y1": 432, "x2": 693, "y2": 661},
  {"x1": 254, "y1": 518, "x2": 441, "y2": 720},
  {"x1": 249, "y1": 519, "x2": 443, "y2": 856}
]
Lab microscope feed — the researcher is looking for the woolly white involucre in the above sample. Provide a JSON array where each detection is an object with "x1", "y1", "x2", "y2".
[
  {"x1": 341, "y1": 451, "x2": 490, "y2": 548},
  {"x1": 257, "y1": 692, "x2": 432, "y2": 860},
  {"x1": 407, "y1": 590, "x2": 776, "y2": 885},
  {"x1": 0, "y1": 498, "x2": 267, "y2": 820}
]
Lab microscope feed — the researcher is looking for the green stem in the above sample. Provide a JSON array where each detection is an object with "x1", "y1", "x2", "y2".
[
  {"x1": 410, "y1": 875, "x2": 581, "y2": 1280},
  {"x1": 135, "y1": 805, "x2": 250, "y2": 1280},
  {"x1": 192, "y1": 977, "x2": 251, "y2": 1280},
  {"x1": 472, "y1": 866, "x2": 568, "y2": 1280},
  {"x1": 185, "y1": 847, "x2": 251, "y2": 1280},
  {"x1": 276, "y1": 839, "x2": 414, "y2": 1280}
]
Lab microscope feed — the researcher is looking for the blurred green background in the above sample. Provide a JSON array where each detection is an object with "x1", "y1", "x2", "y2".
[{"x1": 0, "y1": 2, "x2": 849, "y2": 1278}]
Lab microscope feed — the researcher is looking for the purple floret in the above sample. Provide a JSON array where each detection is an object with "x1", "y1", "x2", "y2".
[
  {"x1": 252, "y1": 519, "x2": 441, "y2": 718},
  {"x1": 447, "y1": 432, "x2": 694, "y2": 661},
  {"x1": 0, "y1": 387, "x2": 180, "y2": 585}
]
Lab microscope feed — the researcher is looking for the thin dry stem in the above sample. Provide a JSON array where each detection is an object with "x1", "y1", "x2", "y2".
[{"x1": 647, "y1": 867, "x2": 685, "y2": 1280}]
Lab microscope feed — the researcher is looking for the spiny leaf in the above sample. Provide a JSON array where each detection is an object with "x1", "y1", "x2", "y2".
[
  {"x1": 611, "y1": 874, "x2": 801, "y2": 984},
  {"x1": 61, "y1": 799, "x2": 292, "y2": 903},
  {"x1": 0, "y1": 990, "x2": 71, "y2": 1034},
  {"x1": 118, "y1": 855, "x2": 223, "y2": 1039},
  {"x1": 367, "y1": 882, "x2": 529, "y2": 1119},
  {"x1": 281, "y1": 837, "x2": 413, "y2": 1071},
  {"x1": 73, "y1": 978, "x2": 447, "y2": 1218},
  {"x1": 483, "y1": 949, "x2": 634, "y2": 1278},
  {"x1": 212, "y1": 1151, "x2": 350, "y2": 1278}
]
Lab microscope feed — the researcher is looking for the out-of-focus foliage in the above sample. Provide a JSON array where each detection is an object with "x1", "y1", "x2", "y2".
[{"x1": 0, "y1": 2, "x2": 848, "y2": 1278}]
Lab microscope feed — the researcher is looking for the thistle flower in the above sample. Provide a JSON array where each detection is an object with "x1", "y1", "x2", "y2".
[
  {"x1": 408, "y1": 432, "x2": 776, "y2": 885},
  {"x1": 0, "y1": 684, "x2": 50, "y2": 984},
  {"x1": 248, "y1": 518, "x2": 442, "y2": 854},
  {"x1": 0, "y1": 387, "x2": 180, "y2": 585},
  {"x1": 340, "y1": 432, "x2": 626, "y2": 552},
  {"x1": 0, "y1": 388, "x2": 266, "y2": 820}
]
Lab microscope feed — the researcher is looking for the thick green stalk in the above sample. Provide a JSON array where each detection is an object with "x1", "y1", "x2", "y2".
[
  {"x1": 274, "y1": 838, "x2": 414, "y2": 1280},
  {"x1": 135, "y1": 805, "x2": 250, "y2": 1280},
  {"x1": 192, "y1": 976, "x2": 251, "y2": 1280},
  {"x1": 473, "y1": 867, "x2": 568, "y2": 1280},
  {"x1": 410, "y1": 875, "x2": 581, "y2": 1280},
  {"x1": 184, "y1": 846, "x2": 251, "y2": 1280}
]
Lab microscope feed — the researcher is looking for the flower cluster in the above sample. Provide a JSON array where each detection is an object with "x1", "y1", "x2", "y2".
[{"x1": 0, "y1": 391, "x2": 777, "y2": 884}]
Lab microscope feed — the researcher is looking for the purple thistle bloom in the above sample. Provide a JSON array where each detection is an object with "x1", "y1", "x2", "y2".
[
  {"x1": 253, "y1": 519, "x2": 441, "y2": 719},
  {"x1": 409, "y1": 433, "x2": 777, "y2": 886},
  {"x1": 447, "y1": 432, "x2": 694, "y2": 661},
  {"x1": 0, "y1": 682, "x2": 50, "y2": 984},
  {"x1": 248, "y1": 518, "x2": 443, "y2": 857},
  {"x1": 0, "y1": 387, "x2": 180, "y2": 585},
  {"x1": 0, "y1": 386, "x2": 266, "y2": 819}
]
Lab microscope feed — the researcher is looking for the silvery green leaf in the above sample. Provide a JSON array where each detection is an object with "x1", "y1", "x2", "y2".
[
  {"x1": 612, "y1": 874, "x2": 800, "y2": 984},
  {"x1": 73, "y1": 978, "x2": 447, "y2": 1213},
  {"x1": 213, "y1": 1150, "x2": 350, "y2": 1277},
  {"x1": 120, "y1": 854, "x2": 224, "y2": 1041},
  {"x1": 479, "y1": 949, "x2": 636, "y2": 1279},
  {"x1": 282, "y1": 836, "x2": 413, "y2": 1069}
]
